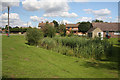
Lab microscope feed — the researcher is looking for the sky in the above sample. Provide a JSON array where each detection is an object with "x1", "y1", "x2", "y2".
[{"x1": 0, "y1": 0, "x2": 120, "y2": 27}]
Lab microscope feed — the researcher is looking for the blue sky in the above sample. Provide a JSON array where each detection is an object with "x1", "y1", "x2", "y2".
[{"x1": 1, "y1": 1, "x2": 119, "y2": 27}]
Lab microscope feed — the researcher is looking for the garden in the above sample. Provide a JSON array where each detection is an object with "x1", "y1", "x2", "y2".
[{"x1": 26, "y1": 25, "x2": 118, "y2": 61}]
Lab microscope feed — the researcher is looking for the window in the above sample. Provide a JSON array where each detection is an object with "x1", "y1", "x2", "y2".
[
  {"x1": 68, "y1": 27, "x2": 70, "y2": 29},
  {"x1": 98, "y1": 32, "x2": 101, "y2": 37},
  {"x1": 114, "y1": 31, "x2": 120, "y2": 35},
  {"x1": 88, "y1": 32, "x2": 92, "y2": 37}
]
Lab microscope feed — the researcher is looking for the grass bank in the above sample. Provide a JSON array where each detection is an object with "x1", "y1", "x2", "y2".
[{"x1": 2, "y1": 35, "x2": 118, "y2": 78}]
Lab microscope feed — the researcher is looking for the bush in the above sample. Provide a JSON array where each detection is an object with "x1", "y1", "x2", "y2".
[
  {"x1": 41, "y1": 37, "x2": 56, "y2": 49},
  {"x1": 53, "y1": 37, "x2": 112, "y2": 60},
  {"x1": 25, "y1": 28, "x2": 43, "y2": 45},
  {"x1": 41, "y1": 24, "x2": 55, "y2": 38},
  {"x1": 67, "y1": 31, "x2": 73, "y2": 37}
]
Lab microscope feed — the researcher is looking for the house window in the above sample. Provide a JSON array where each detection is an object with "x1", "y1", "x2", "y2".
[
  {"x1": 98, "y1": 32, "x2": 101, "y2": 37},
  {"x1": 72, "y1": 27, "x2": 73, "y2": 29},
  {"x1": 114, "y1": 31, "x2": 120, "y2": 35},
  {"x1": 68, "y1": 27, "x2": 70, "y2": 29},
  {"x1": 88, "y1": 32, "x2": 92, "y2": 37}
]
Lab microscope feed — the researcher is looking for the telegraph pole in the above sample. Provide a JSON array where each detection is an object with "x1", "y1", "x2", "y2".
[
  {"x1": 8, "y1": 6, "x2": 10, "y2": 37},
  {"x1": 27, "y1": 22, "x2": 28, "y2": 27}
]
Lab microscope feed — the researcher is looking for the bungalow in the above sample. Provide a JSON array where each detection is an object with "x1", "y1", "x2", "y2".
[
  {"x1": 91, "y1": 23, "x2": 120, "y2": 38},
  {"x1": 87, "y1": 27, "x2": 103, "y2": 39},
  {"x1": 66, "y1": 24, "x2": 79, "y2": 34},
  {"x1": 38, "y1": 22, "x2": 54, "y2": 29}
]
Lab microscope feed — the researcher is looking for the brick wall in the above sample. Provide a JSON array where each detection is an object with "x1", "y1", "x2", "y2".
[{"x1": 103, "y1": 32, "x2": 120, "y2": 38}]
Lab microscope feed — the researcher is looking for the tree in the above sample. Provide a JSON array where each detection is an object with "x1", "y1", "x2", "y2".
[
  {"x1": 78, "y1": 22, "x2": 92, "y2": 33},
  {"x1": 92, "y1": 19, "x2": 104, "y2": 23},
  {"x1": 41, "y1": 24, "x2": 55, "y2": 38},
  {"x1": 77, "y1": 22, "x2": 81, "y2": 24},
  {"x1": 5, "y1": 25, "x2": 12, "y2": 30},
  {"x1": 53, "y1": 20, "x2": 59, "y2": 33},
  {"x1": 26, "y1": 28, "x2": 43, "y2": 45},
  {"x1": 46, "y1": 21, "x2": 49, "y2": 24},
  {"x1": 59, "y1": 24, "x2": 66, "y2": 36}
]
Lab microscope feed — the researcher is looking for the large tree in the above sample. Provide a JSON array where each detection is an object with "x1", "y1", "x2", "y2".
[
  {"x1": 59, "y1": 24, "x2": 66, "y2": 36},
  {"x1": 78, "y1": 22, "x2": 92, "y2": 33},
  {"x1": 52, "y1": 20, "x2": 59, "y2": 33},
  {"x1": 41, "y1": 24, "x2": 55, "y2": 38}
]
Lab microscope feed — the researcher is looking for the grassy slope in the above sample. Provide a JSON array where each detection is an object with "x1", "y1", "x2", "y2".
[{"x1": 2, "y1": 35, "x2": 118, "y2": 78}]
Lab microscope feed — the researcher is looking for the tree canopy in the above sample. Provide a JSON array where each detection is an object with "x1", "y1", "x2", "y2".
[
  {"x1": 59, "y1": 24, "x2": 66, "y2": 36},
  {"x1": 53, "y1": 20, "x2": 59, "y2": 33},
  {"x1": 92, "y1": 19, "x2": 104, "y2": 23},
  {"x1": 78, "y1": 22, "x2": 92, "y2": 33},
  {"x1": 41, "y1": 24, "x2": 55, "y2": 38}
]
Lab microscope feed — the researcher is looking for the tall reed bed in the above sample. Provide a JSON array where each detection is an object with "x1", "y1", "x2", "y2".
[{"x1": 39, "y1": 36, "x2": 113, "y2": 60}]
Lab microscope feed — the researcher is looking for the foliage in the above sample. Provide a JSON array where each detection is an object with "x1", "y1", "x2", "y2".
[
  {"x1": 92, "y1": 19, "x2": 104, "y2": 23},
  {"x1": 53, "y1": 20, "x2": 59, "y2": 33},
  {"x1": 67, "y1": 30, "x2": 73, "y2": 37},
  {"x1": 41, "y1": 24, "x2": 55, "y2": 38},
  {"x1": 50, "y1": 37, "x2": 113, "y2": 60},
  {"x1": 2, "y1": 26, "x2": 29, "y2": 33},
  {"x1": 78, "y1": 22, "x2": 92, "y2": 33},
  {"x1": 40, "y1": 37, "x2": 56, "y2": 49},
  {"x1": 59, "y1": 24, "x2": 66, "y2": 36},
  {"x1": 25, "y1": 28, "x2": 43, "y2": 45}
]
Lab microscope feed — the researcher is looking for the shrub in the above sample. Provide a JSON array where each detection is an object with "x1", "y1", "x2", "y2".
[
  {"x1": 39, "y1": 36, "x2": 113, "y2": 60},
  {"x1": 25, "y1": 28, "x2": 43, "y2": 45},
  {"x1": 41, "y1": 37, "x2": 56, "y2": 49},
  {"x1": 53, "y1": 37, "x2": 112, "y2": 60},
  {"x1": 41, "y1": 24, "x2": 55, "y2": 38},
  {"x1": 67, "y1": 31, "x2": 73, "y2": 37}
]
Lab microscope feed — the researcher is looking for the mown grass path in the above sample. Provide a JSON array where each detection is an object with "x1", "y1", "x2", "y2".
[{"x1": 2, "y1": 35, "x2": 118, "y2": 78}]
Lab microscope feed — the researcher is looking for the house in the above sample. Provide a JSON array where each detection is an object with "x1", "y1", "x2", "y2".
[
  {"x1": 38, "y1": 22, "x2": 54, "y2": 29},
  {"x1": 87, "y1": 27, "x2": 103, "y2": 39},
  {"x1": 0, "y1": 29, "x2": 2, "y2": 33},
  {"x1": 66, "y1": 24, "x2": 79, "y2": 34},
  {"x1": 91, "y1": 23, "x2": 120, "y2": 38}
]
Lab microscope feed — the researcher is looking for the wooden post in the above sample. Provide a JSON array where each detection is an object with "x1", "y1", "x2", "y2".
[{"x1": 8, "y1": 6, "x2": 10, "y2": 37}]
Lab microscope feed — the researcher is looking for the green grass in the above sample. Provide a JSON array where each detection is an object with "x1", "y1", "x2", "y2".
[{"x1": 2, "y1": 35, "x2": 119, "y2": 78}]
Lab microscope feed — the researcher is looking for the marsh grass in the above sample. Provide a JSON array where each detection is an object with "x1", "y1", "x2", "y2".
[{"x1": 39, "y1": 36, "x2": 113, "y2": 60}]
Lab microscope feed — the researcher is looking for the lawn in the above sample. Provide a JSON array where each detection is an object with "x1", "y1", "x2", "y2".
[{"x1": 2, "y1": 35, "x2": 119, "y2": 78}]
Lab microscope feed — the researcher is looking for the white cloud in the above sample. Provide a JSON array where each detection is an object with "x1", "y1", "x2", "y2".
[
  {"x1": 0, "y1": 13, "x2": 32, "y2": 27},
  {"x1": 61, "y1": 12, "x2": 78, "y2": 17},
  {"x1": 43, "y1": 12, "x2": 78, "y2": 17},
  {"x1": 22, "y1": 22, "x2": 32, "y2": 27},
  {"x1": 30, "y1": 16, "x2": 49, "y2": 22},
  {"x1": 84, "y1": 8, "x2": 111, "y2": 16},
  {"x1": 59, "y1": 19, "x2": 72, "y2": 24},
  {"x1": 0, "y1": 0, "x2": 19, "y2": 11},
  {"x1": 22, "y1": 0, "x2": 41, "y2": 11},
  {"x1": 22, "y1": 0, "x2": 78, "y2": 18},
  {"x1": 22, "y1": 0, "x2": 69, "y2": 12},
  {"x1": 76, "y1": 17, "x2": 92, "y2": 22},
  {"x1": 95, "y1": 16, "x2": 112, "y2": 20}
]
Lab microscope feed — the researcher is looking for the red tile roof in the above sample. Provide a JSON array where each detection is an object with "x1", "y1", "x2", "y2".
[
  {"x1": 66, "y1": 24, "x2": 79, "y2": 27},
  {"x1": 38, "y1": 22, "x2": 54, "y2": 28}
]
